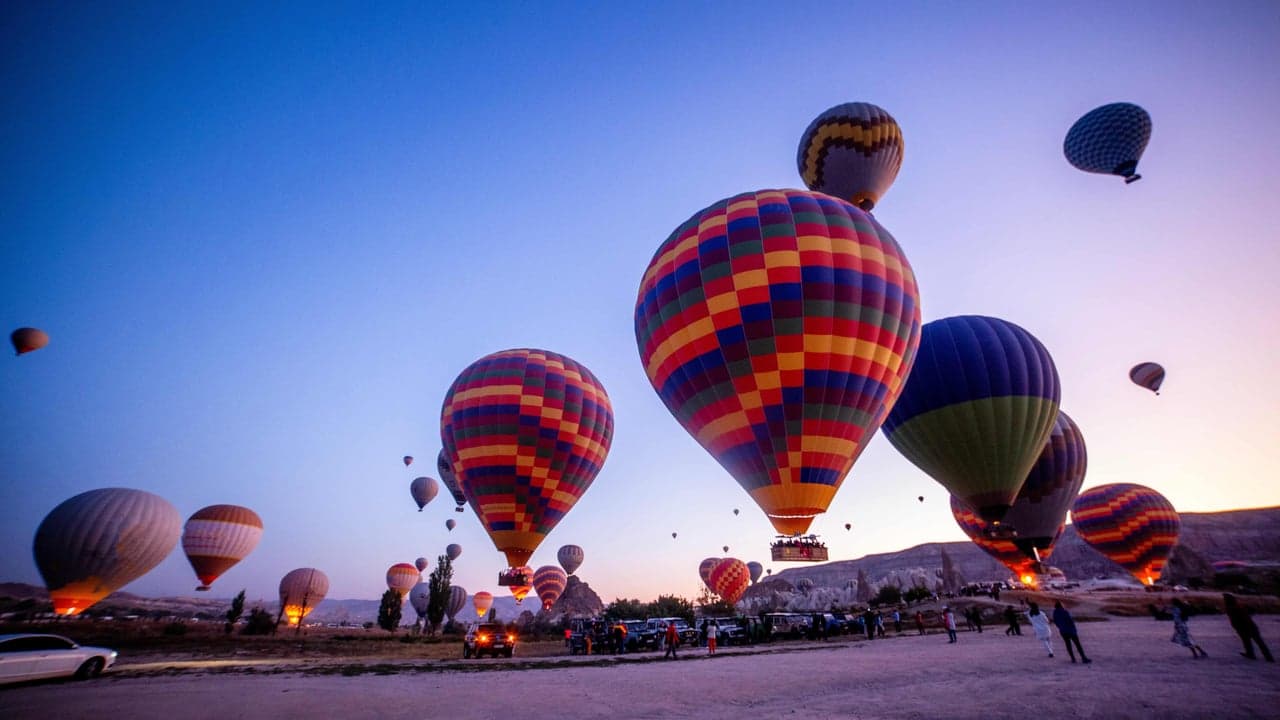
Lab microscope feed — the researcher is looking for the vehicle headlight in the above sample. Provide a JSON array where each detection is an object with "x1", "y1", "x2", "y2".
[
  {"x1": 507, "y1": 634, "x2": 514, "y2": 642},
  {"x1": 478, "y1": 634, "x2": 488, "y2": 643},
  {"x1": 110, "y1": 651, "x2": 118, "y2": 658}
]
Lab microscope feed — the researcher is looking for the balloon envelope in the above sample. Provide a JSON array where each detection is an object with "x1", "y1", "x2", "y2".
[
  {"x1": 403, "y1": 456, "x2": 414, "y2": 467},
  {"x1": 797, "y1": 102, "x2": 904, "y2": 211},
  {"x1": 447, "y1": 585, "x2": 468, "y2": 621},
  {"x1": 557, "y1": 545, "x2": 584, "y2": 576},
  {"x1": 1070, "y1": 483, "x2": 1180, "y2": 586},
  {"x1": 446, "y1": 544, "x2": 462, "y2": 561},
  {"x1": 1064, "y1": 102, "x2": 1151, "y2": 183},
  {"x1": 446, "y1": 518, "x2": 456, "y2": 531},
  {"x1": 507, "y1": 566, "x2": 533, "y2": 603},
  {"x1": 1002, "y1": 411, "x2": 1087, "y2": 559},
  {"x1": 436, "y1": 450, "x2": 467, "y2": 509},
  {"x1": 409, "y1": 582, "x2": 431, "y2": 618},
  {"x1": 708, "y1": 558, "x2": 751, "y2": 604},
  {"x1": 635, "y1": 189, "x2": 922, "y2": 536},
  {"x1": 34, "y1": 488, "x2": 182, "y2": 615},
  {"x1": 1129, "y1": 362, "x2": 1165, "y2": 395},
  {"x1": 440, "y1": 349, "x2": 614, "y2": 567},
  {"x1": 10, "y1": 327, "x2": 49, "y2": 356},
  {"x1": 410, "y1": 476, "x2": 439, "y2": 511},
  {"x1": 279, "y1": 568, "x2": 329, "y2": 626},
  {"x1": 951, "y1": 496, "x2": 1050, "y2": 582},
  {"x1": 883, "y1": 315, "x2": 1061, "y2": 524},
  {"x1": 415, "y1": 557, "x2": 429, "y2": 573},
  {"x1": 698, "y1": 557, "x2": 720, "y2": 588},
  {"x1": 386, "y1": 563, "x2": 420, "y2": 597},
  {"x1": 533, "y1": 565, "x2": 568, "y2": 610},
  {"x1": 473, "y1": 591, "x2": 493, "y2": 617},
  {"x1": 746, "y1": 561, "x2": 763, "y2": 584},
  {"x1": 182, "y1": 504, "x2": 263, "y2": 591}
]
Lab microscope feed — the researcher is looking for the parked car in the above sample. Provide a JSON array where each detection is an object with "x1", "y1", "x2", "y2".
[
  {"x1": 622, "y1": 620, "x2": 656, "y2": 651},
  {"x1": 647, "y1": 617, "x2": 698, "y2": 645},
  {"x1": 462, "y1": 623, "x2": 515, "y2": 658},
  {"x1": 0, "y1": 634, "x2": 117, "y2": 685}
]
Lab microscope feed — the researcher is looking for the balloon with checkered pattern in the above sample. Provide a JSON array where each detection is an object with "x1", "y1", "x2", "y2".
[
  {"x1": 708, "y1": 558, "x2": 751, "y2": 605},
  {"x1": 1070, "y1": 483, "x2": 1180, "y2": 586},
  {"x1": 1063, "y1": 102, "x2": 1151, "y2": 183}
]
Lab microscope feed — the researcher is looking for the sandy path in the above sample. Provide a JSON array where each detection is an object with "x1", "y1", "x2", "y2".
[{"x1": 3, "y1": 617, "x2": 1278, "y2": 719}]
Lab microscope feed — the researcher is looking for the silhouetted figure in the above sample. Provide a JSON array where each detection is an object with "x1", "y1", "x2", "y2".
[
  {"x1": 1005, "y1": 606, "x2": 1022, "y2": 636},
  {"x1": 1052, "y1": 601, "x2": 1090, "y2": 664},
  {"x1": 972, "y1": 608, "x2": 983, "y2": 633},
  {"x1": 1224, "y1": 593, "x2": 1272, "y2": 662},
  {"x1": 893, "y1": 609, "x2": 902, "y2": 633},
  {"x1": 915, "y1": 611, "x2": 926, "y2": 635},
  {"x1": 1170, "y1": 599, "x2": 1207, "y2": 659},
  {"x1": 863, "y1": 608, "x2": 875, "y2": 640}
]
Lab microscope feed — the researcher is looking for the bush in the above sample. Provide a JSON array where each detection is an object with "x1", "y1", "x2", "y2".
[
  {"x1": 242, "y1": 607, "x2": 277, "y2": 636},
  {"x1": 874, "y1": 585, "x2": 903, "y2": 606},
  {"x1": 163, "y1": 622, "x2": 187, "y2": 636}
]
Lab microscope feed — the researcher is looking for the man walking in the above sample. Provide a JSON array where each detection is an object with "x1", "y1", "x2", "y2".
[
  {"x1": 1004, "y1": 606, "x2": 1022, "y2": 636},
  {"x1": 1224, "y1": 593, "x2": 1274, "y2": 662},
  {"x1": 1052, "y1": 601, "x2": 1090, "y2": 664},
  {"x1": 664, "y1": 622, "x2": 679, "y2": 659}
]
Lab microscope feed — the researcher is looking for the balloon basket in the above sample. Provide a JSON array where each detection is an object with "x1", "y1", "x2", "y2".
[
  {"x1": 771, "y1": 536, "x2": 829, "y2": 562},
  {"x1": 498, "y1": 570, "x2": 531, "y2": 586}
]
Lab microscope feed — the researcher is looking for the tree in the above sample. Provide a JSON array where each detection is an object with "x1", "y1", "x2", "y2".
[
  {"x1": 695, "y1": 586, "x2": 736, "y2": 616},
  {"x1": 425, "y1": 555, "x2": 453, "y2": 635},
  {"x1": 903, "y1": 586, "x2": 932, "y2": 604},
  {"x1": 650, "y1": 595, "x2": 695, "y2": 621},
  {"x1": 243, "y1": 607, "x2": 276, "y2": 636},
  {"x1": 603, "y1": 598, "x2": 647, "y2": 621},
  {"x1": 225, "y1": 589, "x2": 246, "y2": 635},
  {"x1": 377, "y1": 589, "x2": 403, "y2": 633},
  {"x1": 874, "y1": 585, "x2": 902, "y2": 606}
]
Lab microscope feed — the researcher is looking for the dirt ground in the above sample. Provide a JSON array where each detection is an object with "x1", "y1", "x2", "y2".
[{"x1": 3, "y1": 615, "x2": 1278, "y2": 719}]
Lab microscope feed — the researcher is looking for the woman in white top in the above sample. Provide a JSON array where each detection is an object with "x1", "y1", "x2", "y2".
[
  {"x1": 706, "y1": 621, "x2": 718, "y2": 654},
  {"x1": 1026, "y1": 601, "x2": 1054, "y2": 657}
]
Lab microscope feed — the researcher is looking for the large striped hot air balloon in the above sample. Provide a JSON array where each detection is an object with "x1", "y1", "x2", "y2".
[
  {"x1": 10, "y1": 327, "x2": 49, "y2": 356},
  {"x1": 34, "y1": 488, "x2": 182, "y2": 615},
  {"x1": 635, "y1": 189, "x2": 921, "y2": 536},
  {"x1": 533, "y1": 565, "x2": 568, "y2": 610},
  {"x1": 883, "y1": 315, "x2": 1060, "y2": 525},
  {"x1": 1070, "y1": 483, "x2": 1180, "y2": 586},
  {"x1": 797, "y1": 102, "x2": 904, "y2": 211},
  {"x1": 436, "y1": 450, "x2": 467, "y2": 511},
  {"x1": 746, "y1": 561, "x2": 764, "y2": 585},
  {"x1": 708, "y1": 558, "x2": 751, "y2": 605},
  {"x1": 1064, "y1": 102, "x2": 1152, "y2": 184},
  {"x1": 440, "y1": 349, "x2": 614, "y2": 568},
  {"x1": 447, "y1": 585, "x2": 468, "y2": 621},
  {"x1": 410, "y1": 476, "x2": 439, "y2": 511},
  {"x1": 181, "y1": 504, "x2": 264, "y2": 591},
  {"x1": 507, "y1": 565, "x2": 534, "y2": 604},
  {"x1": 1002, "y1": 411, "x2": 1087, "y2": 561},
  {"x1": 698, "y1": 557, "x2": 720, "y2": 589},
  {"x1": 386, "y1": 563, "x2": 421, "y2": 597},
  {"x1": 473, "y1": 590, "x2": 493, "y2": 618},
  {"x1": 279, "y1": 568, "x2": 328, "y2": 626},
  {"x1": 951, "y1": 496, "x2": 1052, "y2": 584},
  {"x1": 557, "y1": 545, "x2": 584, "y2": 576},
  {"x1": 1129, "y1": 362, "x2": 1165, "y2": 395}
]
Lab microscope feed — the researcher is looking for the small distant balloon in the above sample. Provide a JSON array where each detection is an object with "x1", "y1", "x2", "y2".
[
  {"x1": 10, "y1": 327, "x2": 49, "y2": 356},
  {"x1": 446, "y1": 543, "x2": 462, "y2": 561},
  {"x1": 446, "y1": 518, "x2": 457, "y2": 531},
  {"x1": 733, "y1": 509, "x2": 739, "y2": 516},
  {"x1": 722, "y1": 545, "x2": 729, "y2": 553},
  {"x1": 403, "y1": 456, "x2": 414, "y2": 467},
  {"x1": 766, "y1": 569, "x2": 773, "y2": 575},
  {"x1": 415, "y1": 557, "x2": 429, "y2": 573},
  {"x1": 671, "y1": 532, "x2": 677, "y2": 539},
  {"x1": 410, "y1": 476, "x2": 439, "y2": 511},
  {"x1": 918, "y1": 496, "x2": 924, "y2": 503},
  {"x1": 844, "y1": 523, "x2": 852, "y2": 531},
  {"x1": 1129, "y1": 362, "x2": 1165, "y2": 395}
]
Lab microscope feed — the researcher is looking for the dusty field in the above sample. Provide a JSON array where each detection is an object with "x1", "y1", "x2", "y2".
[{"x1": 3, "y1": 615, "x2": 1278, "y2": 719}]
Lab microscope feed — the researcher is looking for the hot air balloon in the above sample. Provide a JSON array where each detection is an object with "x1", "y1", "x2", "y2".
[
  {"x1": 797, "y1": 102, "x2": 904, "y2": 211},
  {"x1": 1003, "y1": 411, "x2": 1087, "y2": 561},
  {"x1": 436, "y1": 450, "x2": 467, "y2": 512},
  {"x1": 766, "y1": 569, "x2": 772, "y2": 575},
  {"x1": 403, "y1": 456, "x2": 414, "y2": 467},
  {"x1": 181, "y1": 504, "x2": 263, "y2": 591},
  {"x1": 722, "y1": 545, "x2": 730, "y2": 553},
  {"x1": 844, "y1": 523, "x2": 852, "y2": 531},
  {"x1": 279, "y1": 568, "x2": 329, "y2": 626},
  {"x1": 473, "y1": 591, "x2": 493, "y2": 618},
  {"x1": 1129, "y1": 362, "x2": 1165, "y2": 395},
  {"x1": 951, "y1": 496, "x2": 1048, "y2": 584},
  {"x1": 410, "y1": 582, "x2": 431, "y2": 620},
  {"x1": 708, "y1": 558, "x2": 750, "y2": 604},
  {"x1": 671, "y1": 532, "x2": 678, "y2": 539},
  {"x1": 917, "y1": 496, "x2": 924, "y2": 503},
  {"x1": 415, "y1": 557, "x2": 429, "y2": 573},
  {"x1": 533, "y1": 565, "x2": 568, "y2": 610},
  {"x1": 447, "y1": 585, "x2": 468, "y2": 622},
  {"x1": 635, "y1": 189, "x2": 922, "y2": 537},
  {"x1": 698, "y1": 557, "x2": 720, "y2": 588},
  {"x1": 557, "y1": 545, "x2": 584, "y2": 576},
  {"x1": 440, "y1": 349, "x2": 614, "y2": 569},
  {"x1": 507, "y1": 566, "x2": 534, "y2": 604},
  {"x1": 1070, "y1": 483, "x2": 1180, "y2": 586},
  {"x1": 446, "y1": 518, "x2": 457, "y2": 531},
  {"x1": 746, "y1": 561, "x2": 764, "y2": 585},
  {"x1": 883, "y1": 315, "x2": 1061, "y2": 525},
  {"x1": 10, "y1": 327, "x2": 49, "y2": 356},
  {"x1": 34, "y1": 488, "x2": 182, "y2": 615},
  {"x1": 387, "y1": 563, "x2": 421, "y2": 597},
  {"x1": 410, "y1": 476, "x2": 439, "y2": 511},
  {"x1": 1064, "y1": 102, "x2": 1152, "y2": 184},
  {"x1": 732, "y1": 509, "x2": 739, "y2": 516},
  {"x1": 446, "y1": 544, "x2": 462, "y2": 561},
  {"x1": 796, "y1": 577, "x2": 814, "y2": 592}
]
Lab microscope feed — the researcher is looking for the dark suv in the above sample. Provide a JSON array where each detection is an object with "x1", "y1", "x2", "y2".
[
  {"x1": 463, "y1": 623, "x2": 516, "y2": 658},
  {"x1": 622, "y1": 620, "x2": 657, "y2": 651}
]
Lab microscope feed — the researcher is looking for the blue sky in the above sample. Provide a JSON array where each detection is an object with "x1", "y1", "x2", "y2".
[{"x1": 3, "y1": 1, "x2": 1278, "y2": 606}]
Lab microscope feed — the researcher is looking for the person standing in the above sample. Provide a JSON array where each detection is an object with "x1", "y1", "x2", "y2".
[
  {"x1": 863, "y1": 608, "x2": 875, "y2": 641},
  {"x1": 963, "y1": 608, "x2": 974, "y2": 632},
  {"x1": 942, "y1": 607, "x2": 957, "y2": 643},
  {"x1": 699, "y1": 619, "x2": 708, "y2": 648},
  {"x1": 1005, "y1": 606, "x2": 1022, "y2": 636},
  {"x1": 1052, "y1": 601, "x2": 1090, "y2": 664},
  {"x1": 915, "y1": 610, "x2": 926, "y2": 636},
  {"x1": 613, "y1": 623, "x2": 626, "y2": 655},
  {"x1": 972, "y1": 608, "x2": 983, "y2": 634},
  {"x1": 1026, "y1": 602, "x2": 1054, "y2": 657},
  {"x1": 664, "y1": 621, "x2": 680, "y2": 659},
  {"x1": 1224, "y1": 594, "x2": 1273, "y2": 662},
  {"x1": 1169, "y1": 599, "x2": 1208, "y2": 659},
  {"x1": 875, "y1": 612, "x2": 885, "y2": 638},
  {"x1": 707, "y1": 620, "x2": 718, "y2": 655},
  {"x1": 893, "y1": 609, "x2": 902, "y2": 634}
]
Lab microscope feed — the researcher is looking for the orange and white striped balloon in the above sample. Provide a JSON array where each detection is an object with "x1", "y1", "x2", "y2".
[
  {"x1": 279, "y1": 568, "x2": 329, "y2": 626},
  {"x1": 182, "y1": 504, "x2": 264, "y2": 591},
  {"x1": 473, "y1": 590, "x2": 493, "y2": 617},
  {"x1": 386, "y1": 563, "x2": 421, "y2": 597}
]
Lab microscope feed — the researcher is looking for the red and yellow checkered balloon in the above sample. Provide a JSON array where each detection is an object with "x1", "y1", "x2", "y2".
[
  {"x1": 708, "y1": 558, "x2": 751, "y2": 605},
  {"x1": 635, "y1": 189, "x2": 921, "y2": 535},
  {"x1": 441, "y1": 349, "x2": 614, "y2": 568}
]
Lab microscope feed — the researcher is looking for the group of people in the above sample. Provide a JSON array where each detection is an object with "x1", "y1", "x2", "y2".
[
  {"x1": 1167, "y1": 595, "x2": 1273, "y2": 662},
  {"x1": 939, "y1": 601, "x2": 1090, "y2": 663}
]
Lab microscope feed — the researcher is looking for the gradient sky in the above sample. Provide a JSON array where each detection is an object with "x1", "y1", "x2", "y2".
[{"x1": 3, "y1": 1, "x2": 1278, "y2": 608}]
